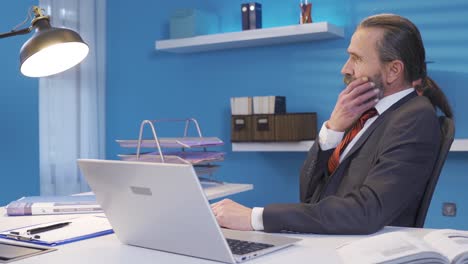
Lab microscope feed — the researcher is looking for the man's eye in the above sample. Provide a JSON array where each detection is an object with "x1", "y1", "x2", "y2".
[{"x1": 351, "y1": 56, "x2": 361, "y2": 62}]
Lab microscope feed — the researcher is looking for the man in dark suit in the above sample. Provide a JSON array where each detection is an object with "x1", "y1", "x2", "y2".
[{"x1": 211, "y1": 14, "x2": 453, "y2": 234}]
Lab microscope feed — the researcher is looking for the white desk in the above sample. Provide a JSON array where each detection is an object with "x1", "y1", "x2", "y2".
[{"x1": 0, "y1": 206, "x2": 430, "y2": 264}]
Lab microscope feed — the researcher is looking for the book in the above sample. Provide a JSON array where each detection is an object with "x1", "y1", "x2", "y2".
[
  {"x1": 337, "y1": 229, "x2": 468, "y2": 264},
  {"x1": 6, "y1": 195, "x2": 102, "y2": 216}
]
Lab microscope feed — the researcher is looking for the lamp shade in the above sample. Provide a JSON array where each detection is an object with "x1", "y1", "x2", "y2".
[{"x1": 19, "y1": 19, "x2": 89, "y2": 77}]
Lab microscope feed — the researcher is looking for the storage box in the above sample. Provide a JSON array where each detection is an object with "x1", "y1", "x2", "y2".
[
  {"x1": 231, "y1": 115, "x2": 253, "y2": 142},
  {"x1": 170, "y1": 9, "x2": 219, "y2": 39},
  {"x1": 274, "y1": 113, "x2": 316, "y2": 141},
  {"x1": 253, "y1": 115, "x2": 276, "y2": 141},
  {"x1": 231, "y1": 113, "x2": 317, "y2": 142}
]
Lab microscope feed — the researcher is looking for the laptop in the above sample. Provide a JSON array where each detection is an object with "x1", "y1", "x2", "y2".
[{"x1": 78, "y1": 159, "x2": 301, "y2": 263}]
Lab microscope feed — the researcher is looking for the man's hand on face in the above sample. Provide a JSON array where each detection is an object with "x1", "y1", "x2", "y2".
[
  {"x1": 211, "y1": 199, "x2": 254, "y2": 231},
  {"x1": 327, "y1": 76, "x2": 380, "y2": 132}
]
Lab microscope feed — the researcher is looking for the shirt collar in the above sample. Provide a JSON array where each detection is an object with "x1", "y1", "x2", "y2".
[{"x1": 375, "y1": 88, "x2": 415, "y2": 115}]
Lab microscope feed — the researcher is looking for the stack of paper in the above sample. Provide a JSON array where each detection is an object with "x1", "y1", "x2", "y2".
[
  {"x1": 116, "y1": 137, "x2": 224, "y2": 149},
  {"x1": 230, "y1": 97, "x2": 253, "y2": 115},
  {"x1": 119, "y1": 151, "x2": 224, "y2": 164},
  {"x1": 253, "y1": 96, "x2": 286, "y2": 114}
]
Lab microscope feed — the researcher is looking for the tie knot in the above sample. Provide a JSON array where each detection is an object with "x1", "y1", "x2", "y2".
[{"x1": 359, "y1": 108, "x2": 378, "y2": 123}]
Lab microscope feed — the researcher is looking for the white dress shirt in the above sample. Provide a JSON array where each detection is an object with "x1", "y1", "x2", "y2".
[{"x1": 251, "y1": 88, "x2": 415, "y2": 231}]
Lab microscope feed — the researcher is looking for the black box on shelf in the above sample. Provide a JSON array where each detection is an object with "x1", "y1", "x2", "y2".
[
  {"x1": 230, "y1": 113, "x2": 317, "y2": 142},
  {"x1": 241, "y1": 2, "x2": 262, "y2": 30},
  {"x1": 248, "y1": 3, "x2": 262, "y2": 30},
  {"x1": 241, "y1": 4, "x2": 250, "y2": 30}
]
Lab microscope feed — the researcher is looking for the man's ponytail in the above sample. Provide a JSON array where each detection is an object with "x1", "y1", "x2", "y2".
[{"x1": 417, "y1": 76, "x2": 453, "y2": 118}]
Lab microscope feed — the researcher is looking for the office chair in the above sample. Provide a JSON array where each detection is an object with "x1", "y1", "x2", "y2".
[{"x1": 414, "y1": 116, "x2": 455, "y2": 228}]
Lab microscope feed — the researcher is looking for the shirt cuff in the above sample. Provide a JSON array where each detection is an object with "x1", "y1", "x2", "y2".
[
  {"x1": 251, "y1": 207, "x2": 265, "y2": 231},
  {"x1": 318, "y1": 121, "x2": 345, "y2": 150}
]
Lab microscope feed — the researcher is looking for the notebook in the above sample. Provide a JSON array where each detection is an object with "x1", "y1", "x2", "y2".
[{"x1": 78, "y1": 159, "x2": 300, "y2": 263}]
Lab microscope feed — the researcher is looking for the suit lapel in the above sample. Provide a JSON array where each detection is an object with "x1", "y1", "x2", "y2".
[{"x1": 339, "y1": 91, "x2": 418, "y2": 163}]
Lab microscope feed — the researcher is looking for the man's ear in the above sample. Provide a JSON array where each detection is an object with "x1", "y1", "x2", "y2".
[{"x1": 385, "y1": 60, "x2": 404, "y2": 84}]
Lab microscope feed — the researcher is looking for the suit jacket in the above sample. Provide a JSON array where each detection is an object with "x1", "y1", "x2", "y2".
[{"x1": 263, "y1": 92, "x2": 441, "y2": 234}]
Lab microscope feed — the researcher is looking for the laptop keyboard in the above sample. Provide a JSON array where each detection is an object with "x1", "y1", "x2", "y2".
[{"x1": 226, "y1": 238, "x2": 274, "y2": 255}]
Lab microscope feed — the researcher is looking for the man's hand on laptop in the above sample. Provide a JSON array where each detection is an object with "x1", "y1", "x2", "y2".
[{"x1": 211, "y1": 199, "x2": 254, "y2": 231}]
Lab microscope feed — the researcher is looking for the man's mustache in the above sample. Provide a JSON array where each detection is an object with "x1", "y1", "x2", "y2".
[{"x1": 343, "y1": 75, "x2": 355, "y2": 85}]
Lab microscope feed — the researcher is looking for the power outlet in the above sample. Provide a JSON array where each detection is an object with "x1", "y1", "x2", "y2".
[{"x1": 442, "y1": 202, "x2": 457, "y2": 217}]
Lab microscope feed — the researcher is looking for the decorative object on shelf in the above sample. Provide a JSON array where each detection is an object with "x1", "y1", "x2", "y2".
[
  {"x1": 0, "y1": 5, "x2": 88, "y2": 77},
  {"x1": 231, "y1": 113, "x2": 317, "y2": 142},
  {"x1": 170, "y1": 9, "x2": 219, "y2": 39},
  {"x1": 300, "y1": 0, "x2": 312, "y2": 24},
  {"x1": 241, "y1": 2, "x2": 262, "y2": 30}
]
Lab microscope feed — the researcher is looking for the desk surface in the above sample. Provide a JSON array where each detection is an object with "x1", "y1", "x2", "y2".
[{"x1": 0, "y1": 207, "x2": 431, "y2": 264}]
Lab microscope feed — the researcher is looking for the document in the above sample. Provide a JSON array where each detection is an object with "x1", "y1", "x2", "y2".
[
  {"x1": 337, "y1": 229, "x2": 468, "y2": 264},
  {"x1": 0, "y1": 215, "x2": 113, "y2": 247}
]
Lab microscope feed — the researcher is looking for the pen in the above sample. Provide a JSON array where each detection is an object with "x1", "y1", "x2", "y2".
[{"x1": 26, "y1": 222, "x2": 71, "y2": 235}]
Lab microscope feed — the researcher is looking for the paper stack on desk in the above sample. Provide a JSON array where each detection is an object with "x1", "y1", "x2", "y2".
[{"x1": 0, "y1": 215, "x2": 113, "y2": 247}]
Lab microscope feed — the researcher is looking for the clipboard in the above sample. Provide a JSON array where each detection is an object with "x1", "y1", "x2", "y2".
[{"x1": 0, "y1": 215, "x2": 113, "y2": 246}]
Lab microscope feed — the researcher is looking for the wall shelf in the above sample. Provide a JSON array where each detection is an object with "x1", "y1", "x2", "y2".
[
  {"x1": 232, "y1": 139, "x2": 468, "y2": 152},
  {"x1": 232, "y1": 141, "x2": 315, "y2": 152},
  {"x1": 155, "y1": 22, "x2": 344, "y2": 53},
  {"x1": 450, "y1": 139, "x2": 468, "y2": 152}
]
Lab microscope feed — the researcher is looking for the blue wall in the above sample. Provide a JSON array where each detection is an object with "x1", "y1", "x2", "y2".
[
  {"x1": 107, "y1": 0, "x2": 468, "y2": 229},
  {"x1": 0, "y1": 1, "x2": 40, "y2": 205}
]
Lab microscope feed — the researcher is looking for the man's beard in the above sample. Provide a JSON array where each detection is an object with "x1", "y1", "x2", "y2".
[{"x1": 343, "y1": 74, "x2": 385, "y2": 99}]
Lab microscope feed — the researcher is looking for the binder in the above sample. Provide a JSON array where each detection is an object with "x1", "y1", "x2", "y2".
[
  {"x1": 0, "y1": 215, "x2": 113, "y2": 247},
  {"x1": 6, "y1": 195, "x2": 101, "y2": 216},
  {"x1": 274, "y1": 96, "x2": 286, "y2": 114},
  {"x1": 241, "y1": 4, "x2": 250, "y2": 30},
  {"x1": 248, "y1": 3, "x2": 262, "y2": 29}
]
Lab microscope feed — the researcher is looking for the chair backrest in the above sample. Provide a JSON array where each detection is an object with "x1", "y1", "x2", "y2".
[{"x1": 414, "y1": 116, "x2": 455, "y2": 227}]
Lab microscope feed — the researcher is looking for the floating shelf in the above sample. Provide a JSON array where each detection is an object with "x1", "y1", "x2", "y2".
[
  {"x1": 450, "y1": 139, "x2": 468, "y2": 152},
  {"x1": 155, "y1": 22, "x2": 344, "y2": 53},
  {"x1": 232, "y1": 139, "x2": 468, "y2": 152},
  {"x1": 232, "y1": 141, "x2": 315, "y2": 152}
]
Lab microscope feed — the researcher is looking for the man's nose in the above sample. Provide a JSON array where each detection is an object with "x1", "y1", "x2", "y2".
[{"x1": 341, "y1": 58, "x2": 353, "y2": 76}]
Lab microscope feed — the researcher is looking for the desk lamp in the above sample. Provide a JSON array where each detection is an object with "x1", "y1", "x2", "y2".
[{"x1": 0, "y1": 6, "x2": 89, "y2": 77}]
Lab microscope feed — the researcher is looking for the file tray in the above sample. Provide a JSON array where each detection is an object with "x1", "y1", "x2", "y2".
[
  {"x1": 116, "y1": 137, "x2": 223, "y2": 149},
  {"x1": 118, "y1": 151, "x2": 224, "y2": 165},
  {"x1": 116, "y1": 118, "x2": 224, "y2": 164}
]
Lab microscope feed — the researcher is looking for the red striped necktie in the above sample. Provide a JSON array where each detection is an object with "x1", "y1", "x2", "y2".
[{"x1": 327, "y1": 108, "x2": 378, "y2": 175}]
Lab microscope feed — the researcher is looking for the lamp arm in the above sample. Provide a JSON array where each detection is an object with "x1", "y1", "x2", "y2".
[{"x1": 0, "y1": 26, "x2": 33, "y2": 39}]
